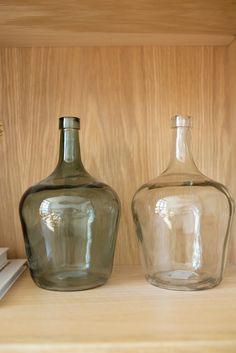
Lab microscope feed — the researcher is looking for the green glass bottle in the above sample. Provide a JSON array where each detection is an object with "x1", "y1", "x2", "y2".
[{"x1": 19, "y1": 117, "x2": 120, "y2": 291}]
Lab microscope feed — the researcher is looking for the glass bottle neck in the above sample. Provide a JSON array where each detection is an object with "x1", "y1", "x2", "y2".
[
  {"x1": 54, "y1": 128, "x2": 87, "y2": 176},
  {"x1": 164, "y1": 126, "x2": 199, "y2": 175}
]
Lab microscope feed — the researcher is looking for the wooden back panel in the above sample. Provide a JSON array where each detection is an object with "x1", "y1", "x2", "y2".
[{"x1": 0, "y1": 46, "x2": 234, "y2": 264}]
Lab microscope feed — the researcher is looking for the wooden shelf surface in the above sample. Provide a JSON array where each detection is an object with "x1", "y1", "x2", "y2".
[
  {"x1": 0, "y1": 0, "x2": 236, "y2": 46},
  {"x1": 1, "y1": 265, "x2": 236, "y2": 352}
]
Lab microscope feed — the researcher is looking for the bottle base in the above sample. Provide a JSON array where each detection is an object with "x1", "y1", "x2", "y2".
[
  {"x1": 31, "y1": 269, "x2": 109, "y2": 291},
  {"x1": 146, "y1": 270, "x2": 221, "y2": 291}
]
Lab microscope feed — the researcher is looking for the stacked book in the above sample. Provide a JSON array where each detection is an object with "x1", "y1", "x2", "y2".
[{"x1": 0, "y1": 248, "x2": 26, "y2": 299}]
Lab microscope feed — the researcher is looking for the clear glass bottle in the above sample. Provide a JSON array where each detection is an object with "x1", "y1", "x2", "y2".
[
  {"x1": 132, "y1": 115, "x2": 234, "y2": 291},
  {"x1": 19, "y1": 117, "x2": 120, "y2": 291}
]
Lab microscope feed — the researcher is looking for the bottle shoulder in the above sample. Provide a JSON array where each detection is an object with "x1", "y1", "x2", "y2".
[
  {"x1": 20, "y1": 174, "x2": 120, "y2": 206},
  {"x1": 133, "y1": 172, "x2": 234, "y2": 204}
]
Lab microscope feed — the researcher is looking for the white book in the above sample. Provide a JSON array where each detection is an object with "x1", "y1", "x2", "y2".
[
  {"x1": 0, "y1": 259, "x2": 26, "y2": 300},
  {"x1": 0, "y1": 248, "x2": 8, "y2": 270}
]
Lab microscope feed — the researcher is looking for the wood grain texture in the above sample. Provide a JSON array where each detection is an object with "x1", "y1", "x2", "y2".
[
  {"x1": 0, "y1": 46, "x2": 233, "y2": 264},
  {"x1": 0, "y1": 0, "x2": 236, "y2": 46},
  {"x1": 228, "y1": 40, "x2": 236, "y2": 262},
  {"x1": 1, "y1": 265, "x2": 236, "y2": 352},
  {"x1": 0, "y1": 33, "x2": 234, "y2": 48}
]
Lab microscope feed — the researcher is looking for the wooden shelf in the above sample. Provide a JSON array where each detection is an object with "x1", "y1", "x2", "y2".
[
  {"x1": 0, "y1": 1, "x2": 235, "y2": 46},
  {"x1": 1, "y1": 265, "x2": 236, "y2": 352}
]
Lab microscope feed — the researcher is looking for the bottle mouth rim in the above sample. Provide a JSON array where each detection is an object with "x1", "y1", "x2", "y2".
[
  {"x1": 59, "y1": 116, "x2": 80, "y2": 129},
  {"x1": 171, "y1": 115, "x2": 192, "y2": 128}
]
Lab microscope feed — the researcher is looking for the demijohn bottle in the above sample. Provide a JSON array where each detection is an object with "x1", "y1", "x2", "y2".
[
  {"x1": 132, "y1": 115, "x2": 234, "y2": 291},
  {"x1": 19, "y1": 117, "x2": 120, "y2": 291}
]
